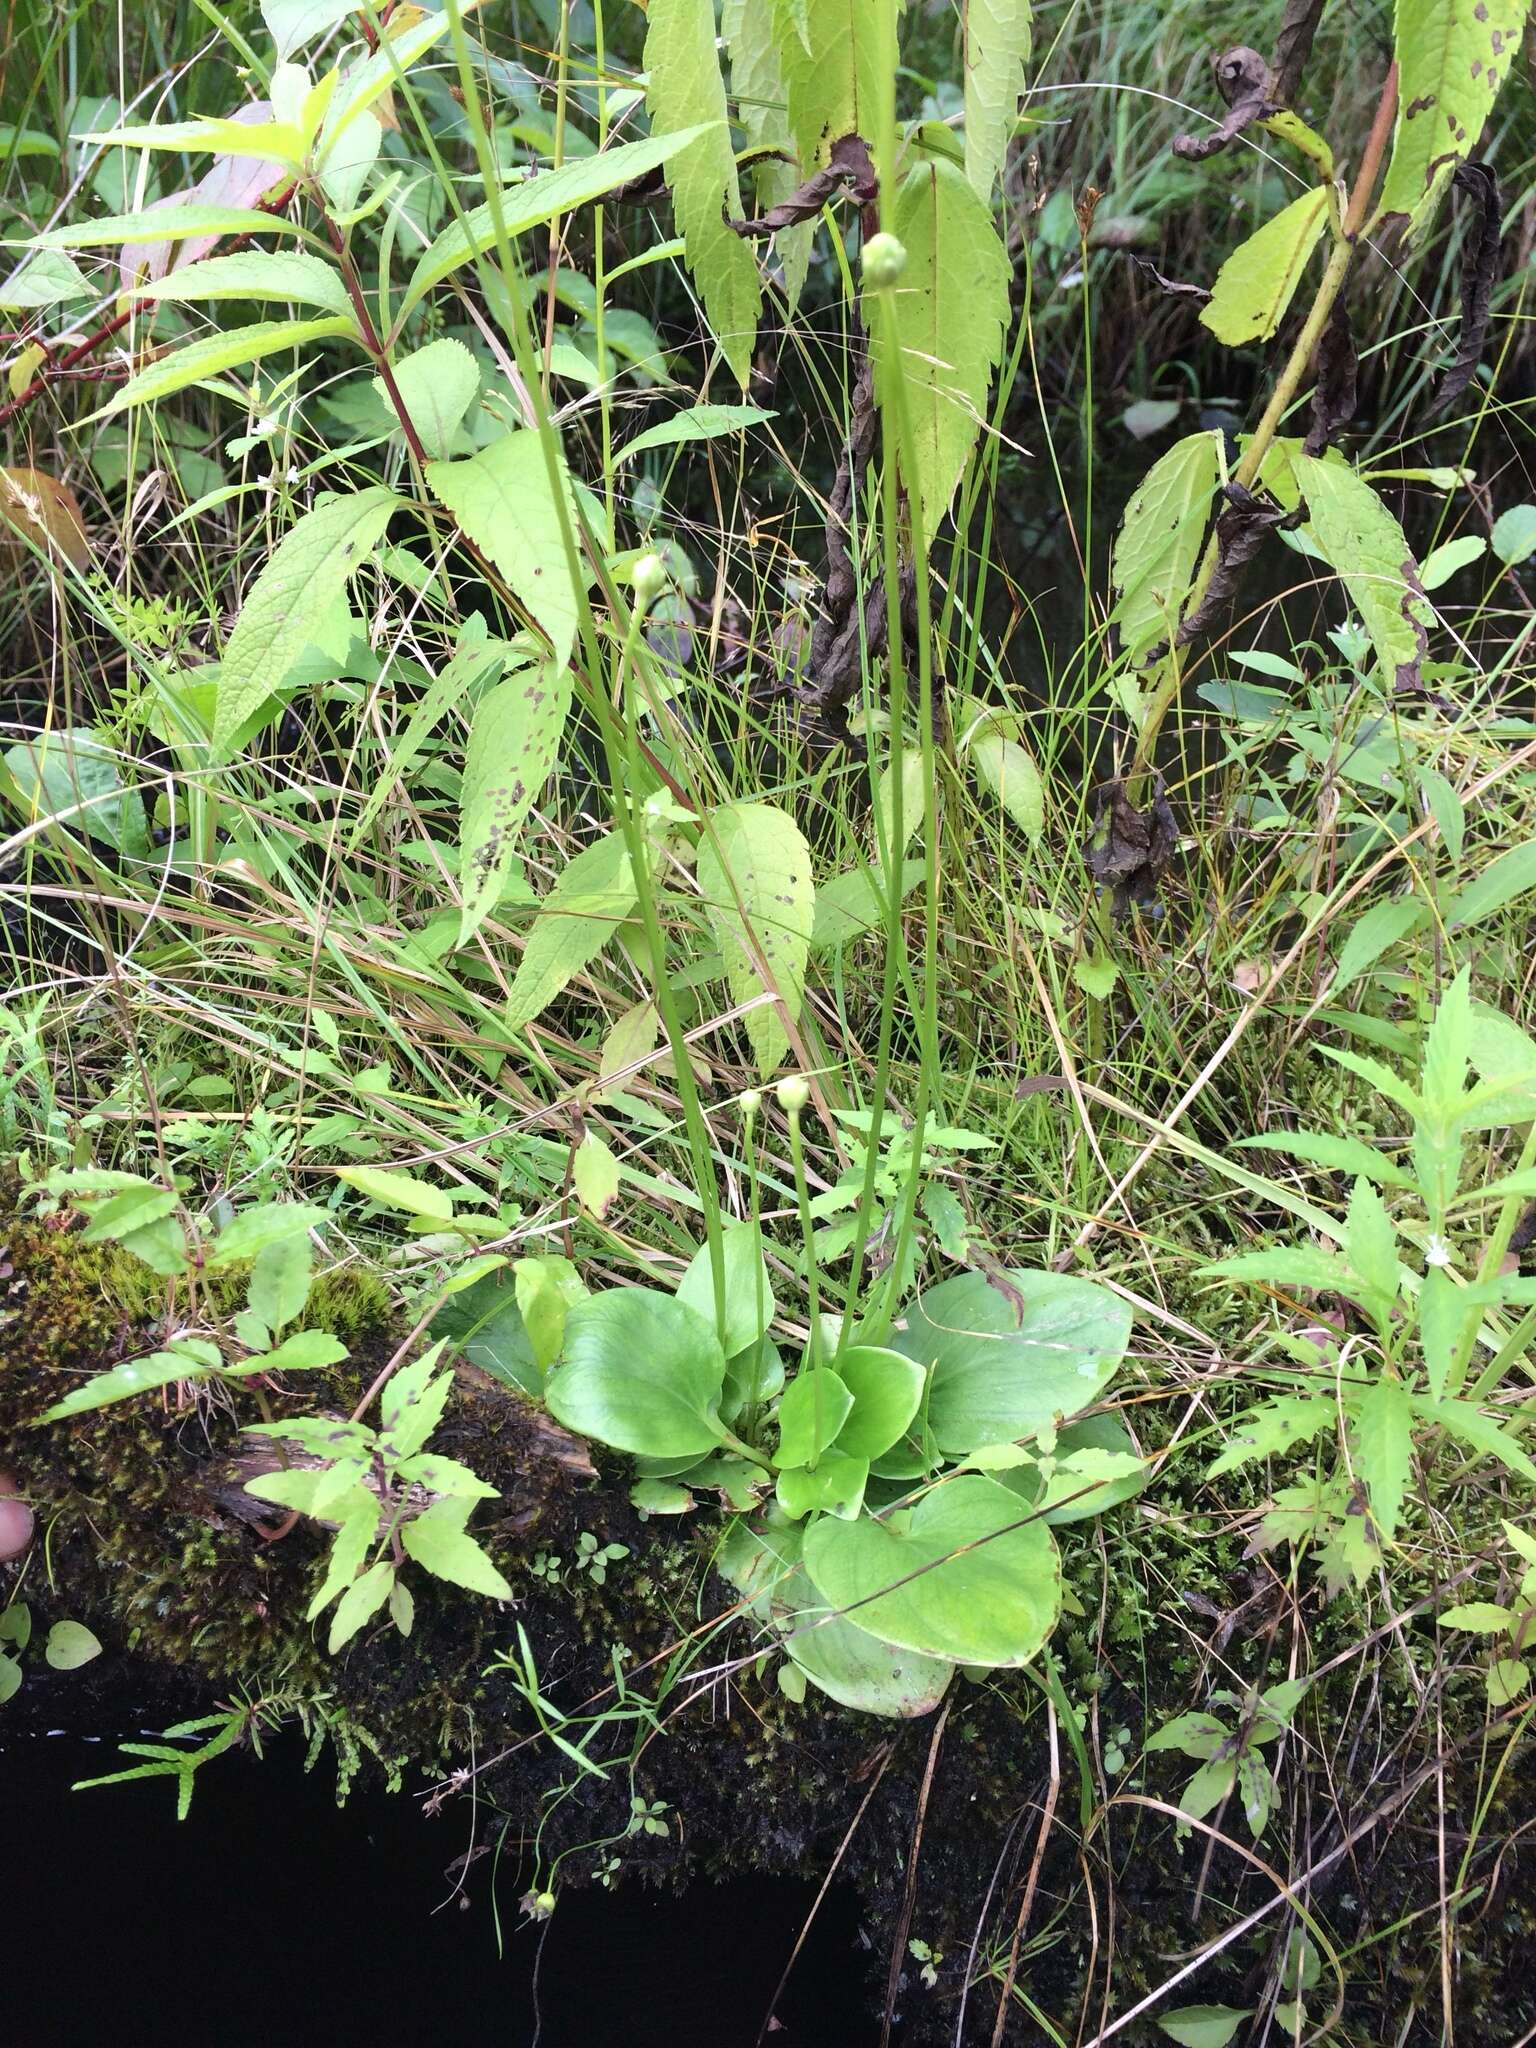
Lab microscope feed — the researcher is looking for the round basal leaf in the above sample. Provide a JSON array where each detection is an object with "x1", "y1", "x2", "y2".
[
  {"x1": 676, "y1": 1219, "x2": 777, "y2": 1358},
  {"x1": 718, "y1": 1520, "x2": 952, "y2": 1718},
  {"x1": 546, "y1": 1288, "x2": 727, "y2": 1457},
  {"x1": 832, "y1": 1345, "x2": 926, "y2": 1460},
  {"x1": 802, "y1": 1475, "x2": 1062, "y2": 1668},
  {"x1": 774, "y1": 1368, "x2": 853, "y2": 1470},
  {"x1": 895, "y1": 1269, "x2": 1132, "y2": 1456},
  {"x1": 775, "y1": 1451, "x2": 868, "y2": 1521},
  {"x1": 44, "y1": 1619, "x2": 103, "y2": 1670}
]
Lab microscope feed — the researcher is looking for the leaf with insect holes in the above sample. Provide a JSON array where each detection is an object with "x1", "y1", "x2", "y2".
[
  {"x1": 372, "y1": 337, "x2": 481, "y2": 459},
  {"x1": 1110, "y1": 431, "x2": 1221, "y2": 664},
  {"x1": 426, "y1": 432, "x2": 581, "y2": 663},
  {"x1": 963, "y1": 0, "x2": 1032, "y2": 200},
  {"x1": 504, "y1": 829, "x2": 638, "y2": 1034},
  {"x1": 456, "y1": 652, "x2": 572, "y2": 948},
  {"x1": 1207, "y1": 1397, "x2": 1333, "y2": 1477},
  {"x1": 873, "y1": 155, "x2": 1010, "y2": 539},
  {"x1": 1199, "y1": 187, "x2": 1329, "y2": 347},
  {"x1": 1378, "y1": 0, "x2": 1529, "y2": 238},
  {"x1": 695, "y1": 801, "x2": 815, "y2": 1077},
  {"x1": 645, "y1": 0, "x2": 762, "y2": 387},
  {"x1": 213, "y1": 487, "x2": 397, "y2": 756},
  {"x1": 778, "y1": 0, "x2": 896, "y2": 169}
]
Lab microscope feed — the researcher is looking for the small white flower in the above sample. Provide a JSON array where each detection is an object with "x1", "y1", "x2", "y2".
[{"x1": 1425, "y1": 1234, "x2": 1453, "y2": 1269}]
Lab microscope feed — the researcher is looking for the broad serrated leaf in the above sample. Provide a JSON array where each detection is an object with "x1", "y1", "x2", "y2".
[
  {"x1": 1290, "y1": 453, "x2": 1436, "y2": 692},
  {"x1": 963, "y1": 0, "x2": 1032, "y2": 199},
  {"x1": 327, "y1": 1560, "x2": 395, "y2": 1652},
  {"x1": 400, "y1": 1500, "x2": 512, "y2": 1598},
  {"x1": 402, "y1": 128, "x2": 712, "y2": 316},
  {"x1": 426, "y1": 431, "x2": 580, "y2": 662},
  {"x1": 213, "y1": 486, "x2": 396, "y2": 755},
  {"x1": 695, "y1": 801, "x2": 815, "y2": 1076},
  {"x1": 1378, "y1": 0, "x2": 1528, "y2": 238},
  {"x1": 1207, "y1": 1397, "x2": 1334, "y2": 1476},
  {"x1": 505, "y1": 829, "x2": 638, "y2": 1032},
  {"x1": 874, "y1": 155, "x2": 1010, "y2": 539},
  {"x1": 1415, "y1": 1393, "x2": 1536, "y2": 1484},
  {"x1": 100, "y1": 316, "x2": 357, "y2": 420},
  {"x1": 39, "y1": 1349, "x2": 210, "y2": 1421},
  {"x1": 457, "y1": 653, "x2": 573, "y2": 945},
  {"x1": 722, "y1": 0, "x2": 813, "y2": 308},
  {"x1": 777, "y1": 0, "x2": 896, "y2": 167},
  {"x1": 1199, "y1": 187, "x2": 1329, "y2": 346},
  {"x1": 645, "y1": 0, "x2": 761, "y2": 388},
  {"x1": 1110, "y1": 431, "x2": 1221, "y2": 664},
  {"x1": 1353, "y1": 1375, "x2": 1414, "y2": 1541},
  {"x1": 131, "y1": 249, "x2": 352, "y2": 315},
  {"x1": 1237, "y1": 1129, "x2": 1414, "y2": 1189},
  {"x1": 372, "y1": 336, "x2": 480, "y2": 459}
]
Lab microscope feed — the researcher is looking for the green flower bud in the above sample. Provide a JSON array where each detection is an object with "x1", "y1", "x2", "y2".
[
  {"x1": 739, "y1": 1088, "x2": 763, "y2": 1119},
  {"x1": 775, "y1": 1075, "x2": 811, "y2": 1115},
  {"x1": 630, "y1": 550, "x2": 669, "y2": 610},
  {"x1": 861, "y1": 232, "x2": 908, "y2": 292}
]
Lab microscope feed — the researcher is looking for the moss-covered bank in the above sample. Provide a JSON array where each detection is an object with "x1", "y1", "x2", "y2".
[{"x1": 5, "y1": 1195, "x2": 1534, "y2": 2045}]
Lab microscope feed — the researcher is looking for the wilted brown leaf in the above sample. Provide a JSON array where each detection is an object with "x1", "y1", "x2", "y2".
[{"x1": 0, "y1": 467, "x2": 90, "y2": 571}]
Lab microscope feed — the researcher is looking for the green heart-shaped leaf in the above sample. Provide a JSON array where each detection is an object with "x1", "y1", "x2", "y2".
[
  {"x1": 802, "y1": 1474, "x2": 1061, "y2": 1667},
  {"x1": 896, "y1": 1270, "x2": 1131, "y2": 1455},
  {"x1": 545, "y1": 1288, "x2": 726, "y2": 1457}
]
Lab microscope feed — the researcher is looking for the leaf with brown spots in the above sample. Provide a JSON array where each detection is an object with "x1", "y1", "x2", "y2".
[
  {"x1": 457, "y1": 652, "x2": 573, "y2": 948},
  {"x1": 1377, "y1": 0, "x2": 1528, "y2": 240},
  {"x1": 1303, "y1": 297, "x2": 1358, "y2": 454}
]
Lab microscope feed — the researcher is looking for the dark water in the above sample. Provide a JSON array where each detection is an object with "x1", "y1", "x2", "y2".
[{"x1": 5, "y1": 1729, "x2": 882, "y2": 2048}]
